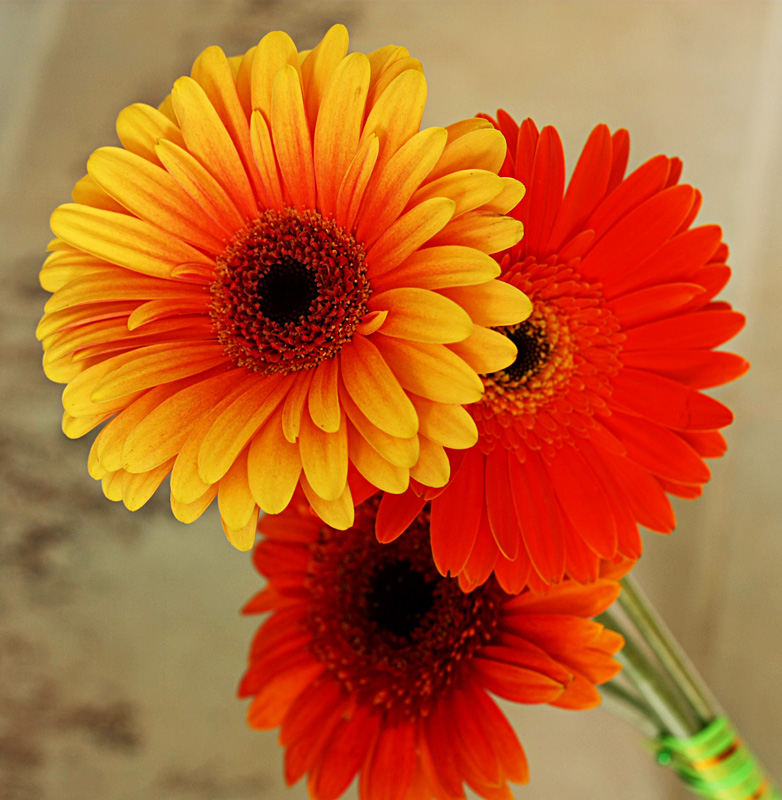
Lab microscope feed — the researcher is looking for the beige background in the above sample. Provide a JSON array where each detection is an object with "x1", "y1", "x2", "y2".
[{"x1": 1, "y1": 1, "x2": 780, "y2": 798}]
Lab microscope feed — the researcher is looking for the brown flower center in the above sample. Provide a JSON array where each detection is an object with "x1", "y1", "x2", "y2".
[
  {"x1": 306, "y1": 499, "x2": 505, "y2": 715},
  {"x1": 210, "y1": 208, "x2": 370, "y2": 375}
]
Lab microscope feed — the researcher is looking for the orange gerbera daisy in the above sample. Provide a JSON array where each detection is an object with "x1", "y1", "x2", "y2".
[
  {"x1": 240, "y1": 494, "x2": 623, "y2": 800},
  {"x1": 37, "y1": 26, "x2": 531, "y2": 548},
  {"x1": 377, "y1": 114, "x2": 748, "y2": 593}
]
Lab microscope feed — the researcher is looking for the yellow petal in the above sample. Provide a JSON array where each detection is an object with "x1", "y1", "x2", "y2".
[
  {"x1": 361, "y1": 69, "x2": 427, "y2": 181},
  {"x1": 356, "y1": 126, "x2": 447, "y2": 248},
  {"x1": 63, "y1": 409, "x2": 112, "y2": 439},
  {"x1": 368, "y1": 287, "x2": 473, "y2": 344},
  {"x1": 371, "y1": 245, "x2": 500, "y2": 294},
  {"x1": 50, "y1": 204, "x2": 214, "y2": 278},
  {"x1": 480, "y1": 176, "x2": 526, "y2": 214},
  {"x1": 251, "y1": 30, "x2": 300, "y2": 120},
  {"x1": 88, "y1": 147, "x2": 226, "y2": 253},
  {"x1": 409, "y1": 394, "x2": 478, "y2": 450},
  {"x1": 102, "y1": 469, "x2": 124, "y2": 501},
  {"x1": 155, "y1": 139, "x2": 246, "y2": 234},
  {"x1": 72, "y1": 174, "x2": 126, "y2": 213},
  {"x1": 439, "y1": 281, "x2": 532, "y2": 327},
  {"x1": 99, "y1": 382, "x2": 184, "y2": 472},
  {"x1": 366, "y1": 197, "x2": 455, "y2": 278},
  {"x1": 411, "y1": 169, "x2": 505, "y2": 217},
  {"x1": 409, "y1": 436, "x2": 450, "y2": 488},
  {"x1": 300, "y1": 23, "x2": 350, "y2": 132},
  {"x1": 171, "y1": 483, "x2": 217, "y2": 523},
  {"x1": 313, "y1": 52, "x2": 370, "y2": 216},
  {"x1": 171, "y1": 76, "x2": 257, "y2": 220},
  {"x1": 221, "y1": 504, "x2": 259, "y2": 551},
  {"x1": 250, "y1": 110, "x2": 284, "y2": 210},
  {"x1": 307, "y1": 358, "x2": 341, "y2": 433},
  {"x1": 335, "y1": 133, "x2": 379, "y2": 233},
  {"x1": 39, "y1": 250, "x2": 114, "y2": 293},
  {"x1": 217, "y1": 449, "x2": 257, "y2": 530},
  {"x1": 271, "y1": 64, "x2": 317, "y2": 210},
  {"x1": 347, "y1": 422, "x2": 409, "y2": 494},
  {"x1": 122, "y1": 369, "x2": 245, "y2": 472},
  {"x1": 428, "y1": 125, "x2": 506, "y2": 182},
  {"x1": 122, "y1": 459, "x2": 174, "y2": 511},
  {"x1": 299, "y1": 408, "x2": 348, "y2": 502},
  {"x1": 198, "y1": 374, "x2": 293, "y2": 484},
  {"x1": 247, "y1": 408, "x2": 302, "y2": 514},
  {"x1": 281, "y1": 369, "x2": 314, "y2": 443},
  {"x1": 429, "y1": 210, "x2": 524, "y2": 254},
  {"x1": 115, "y1": 102, "x2": 186, "y2": 165},
  {"x1": 300, "y1": 473, "x2": 354, "y2": 530},
  {"x1": 190, "y1": 45, "x2": 265, "y2": 204},
  {"x1": 339, "y1": 335, "x2": 418, "y2": 438},
  {"x1": 90, "y1": 342, "x2": 227, "y2": 403},
  {"x1": 338, "y1": 379, "x2": 419, "y2": 469},
  {"x1": 448, "y1": 325, "x2": 519, "y2": 374},
  {"x1": 373, "y1": 334, "x2": 483, "y2": 404}
]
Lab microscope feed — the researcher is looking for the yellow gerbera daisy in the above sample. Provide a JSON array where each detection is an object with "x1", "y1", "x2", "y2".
[{"x1": 38, "y1": 25, "x2": 531, "y2": 548}]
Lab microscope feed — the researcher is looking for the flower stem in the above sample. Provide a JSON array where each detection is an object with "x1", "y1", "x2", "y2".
[{"x1": 599, "y1": 576, "x2": 781, "y2": 799}]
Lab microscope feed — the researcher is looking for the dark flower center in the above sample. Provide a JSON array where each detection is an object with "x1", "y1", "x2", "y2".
[
  {"x1": 366, "y1": 559, "x2": 436, "y2": 641},
  {"x1": 501, "y1": 323, "x2": 551, "y2": 382},
  {"x1": 306, "y1": 499, "x2": 506, "y2": 714},
  {"x1": 210, "y1": 208, "x2": 370, "y2": 375},
  {"x1": 253, "y1": 258, "x2": 319, "y2": 324}
]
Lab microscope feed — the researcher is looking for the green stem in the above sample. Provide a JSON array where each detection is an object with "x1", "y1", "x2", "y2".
[{"x1": 618, "y1": 574, "x2": 716, "y2": 724}]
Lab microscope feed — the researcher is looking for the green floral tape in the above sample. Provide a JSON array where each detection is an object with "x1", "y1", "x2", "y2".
[{"x1": 653, "y1": 717, "x2": 781, "y2": 800}]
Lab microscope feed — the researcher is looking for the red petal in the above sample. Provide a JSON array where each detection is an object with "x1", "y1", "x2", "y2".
[
  {"x1": 375, "y1": 490, "x2": 426, "y2": 544},
  {"x1": 547, "y1": 123, "x2": 612, "y2": 252},
  {"x1": 611, "y1": 368, "x2": 733, "y2": 431},
  {"x1": 623, "y1": 309, "x2": 745, "y2": 351},
  {"x1": 506, "y1": 451, "x2": 566, "y2": 584},
  {"x1": 429, "y1": 447, "x2": 485, "y2": 576},
  {"x1": 523, "y1": 126, "x2": 565, "y2": 258},
  {"x1": 587, "y1": 154, "x2": 671, "y2": 243},
  {"x1": 620, "y1": 348, "x2": 749, "y2": 389},
  {"x1": 546, "y1": 447, "x2": 618, "y2": 559},
  {"x1": 603, "y1": 411, "x2": 710, "y2": 486},
  {"x1": 580, "y1": 184, "x2": 696, "y2": 284}
]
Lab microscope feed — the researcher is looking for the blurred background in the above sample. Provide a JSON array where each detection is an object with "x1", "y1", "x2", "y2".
[{"x1": 1, "y1": 1, "x2": 780, "y2": 798}]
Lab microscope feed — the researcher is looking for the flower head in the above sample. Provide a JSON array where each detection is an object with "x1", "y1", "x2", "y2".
[
  {"x1": 377, "y1": 114, "x2": 747, "y2": 592},
  {"x1": 38, "y1": 26, "x2": 531, "y2": 547},
  {"x1": 240, "y1": 494, "x2": 623, "y2": 800}
]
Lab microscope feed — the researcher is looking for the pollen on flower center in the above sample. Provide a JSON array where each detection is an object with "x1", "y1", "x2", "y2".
[
  {"x1": 210, "y1": 208, "x2": 370, "y2": 375},
  {"x1": 307, "y1": 499, "x2": 505, "y2": 714},
  {"x1": 475, "y1": 257, "x2": 624, "y2": 453}
]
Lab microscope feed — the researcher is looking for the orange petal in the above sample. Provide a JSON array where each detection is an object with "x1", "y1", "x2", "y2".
[
  {"x1": 299, "y1": 407, "x2": 348, "y2": 501},
  {"x1": 339, "y1": 336, "x2": 418, "y2": 438},
  {"x1": 271, "y1": 64, "x2": 317, "y2": 210},
  {"x1": 368, "y1": 287, "x2": 472, "y2": 344},
  {"x1": 50, "y1": 204, "x2": 214, "y2": 278},
  {"x1": 313, "y1": 51, "x2": 370, "y2": 216},
  {"x1": 373, "y1": 334, "x2": 483, "y2": 404},
  {"x1": 170, "y1": 76, "x2": 256, "y2": 219},
  {"x1": 247, "y1": 408, "x2": 302, "y2": 514},
  {"x1": 198, "y1": 374, "x2": 292, "y2": 483}
]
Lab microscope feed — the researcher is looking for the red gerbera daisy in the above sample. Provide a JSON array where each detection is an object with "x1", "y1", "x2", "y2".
[
  {"x1": 377, "y1": 114, "x2": 748, "y2": 593},
  {"x1": 239, "y1": 494, "x2": 623, "y2": 800}
]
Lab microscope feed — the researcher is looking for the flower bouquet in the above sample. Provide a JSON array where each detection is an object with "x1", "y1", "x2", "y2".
[{"x1": 37, "y1": 23, "x2": 777, "y2": 799}]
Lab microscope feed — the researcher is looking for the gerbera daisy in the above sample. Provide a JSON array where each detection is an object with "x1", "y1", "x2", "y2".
[
  {"x1": 377, "y1": 114, "x2": 748, "y2": 593},
  {"x1": 240, "y1": 494, "x2": 623, "y2": 800},
  {"x1": 37, "y1": 26, "x2": 531, "y2": 548}
]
